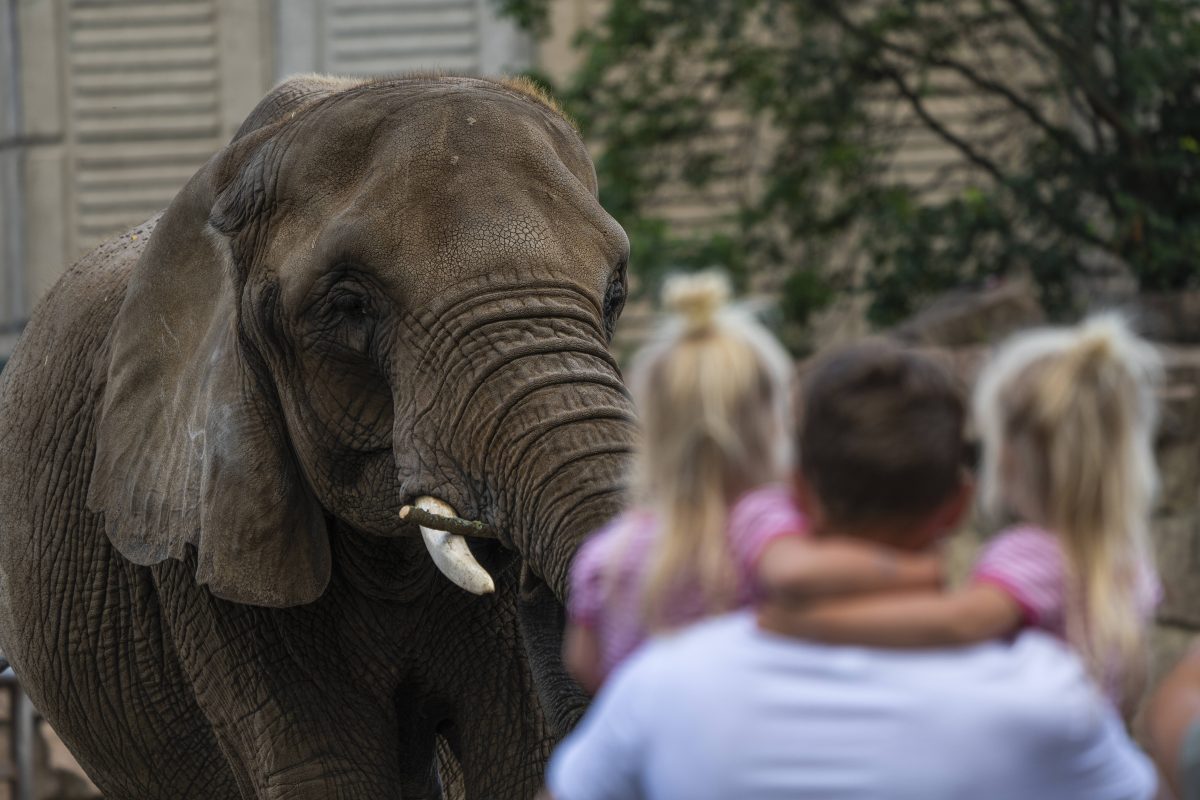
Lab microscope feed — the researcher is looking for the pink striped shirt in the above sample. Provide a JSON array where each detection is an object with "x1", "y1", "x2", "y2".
[
  {"x1": 971, "y1": 525, "x2": 1160, "y2": 700},
  {"x1": 971, "y1": 527, "x2": 1071, "y2": 637},
  {"x1": 568, "y1": 485, "x2": 807, "y2": 681}
]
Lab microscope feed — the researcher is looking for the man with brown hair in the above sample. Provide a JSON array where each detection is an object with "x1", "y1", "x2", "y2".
[{"x1": 545, "y1": 341, "x2": 1156, "y2": 800}]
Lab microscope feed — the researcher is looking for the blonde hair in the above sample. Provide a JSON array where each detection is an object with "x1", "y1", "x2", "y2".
[
  {"x1": 974, "y1": 313, "x2": 1162, "y2": 698},
  {"x1": 624, "y1": 271, "x2": 794, "y2": 630}
]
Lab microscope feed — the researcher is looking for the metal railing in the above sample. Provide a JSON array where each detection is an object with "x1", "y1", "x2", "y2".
[{"x1": 0, "y1": 668, "x2": 35, "y2": 800}]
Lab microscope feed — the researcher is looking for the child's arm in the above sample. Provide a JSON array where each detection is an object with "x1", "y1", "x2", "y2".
[
  {"x1": 756, "y1": 535, "x2": 943, "y2": 602},
  {"x1": 757, "y1": 582, "x2": 1024, "y2": 647},
  {"x1": 564, "y1": 622, "x2": 605, "y2": 695}
]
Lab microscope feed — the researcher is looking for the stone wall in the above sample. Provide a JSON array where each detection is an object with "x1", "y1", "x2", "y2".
[{"x1": 1147, "y1": 348, "x2": 1200, "y2": 691}]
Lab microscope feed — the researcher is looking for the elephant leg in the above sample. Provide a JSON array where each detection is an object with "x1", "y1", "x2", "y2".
[
  {"x1": 431, "y1": 587, "x2": 554, "y2": 800},
  {"x1": 393, "y1": 688, "x2": 450, "y2": 799},
  {"x1": 152, "y1": 560, "x2": 406, "y2": 800},
  {"x1": 0, "y1": 525, "x2": 241, "y2": 799},
  {"x1": 450, "y1": 664, "x2": 553, "y2": 799}
]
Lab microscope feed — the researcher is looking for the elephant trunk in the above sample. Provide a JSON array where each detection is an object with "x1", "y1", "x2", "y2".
[
  {"x1": 483, "y1": 319, "x2": 636, "y2": 734},
  {"x1": 395, "y1": 292, "x2": 637, "y2": 733},
  {"x1": 501, "y1": 419, "x2": 633, "y2": 738},
  {"x1": 493, "y1": 378, "x2": 634, "y2": 734},
  {"x1": 398, "y1": 293, "x2": 637, "y2": 602},
  {"x1": 501, "y1": 419, "x2": 633, "y2": 601},
  {"x1": 470, "y1": 348, "x2": 636, "y2": 604}
]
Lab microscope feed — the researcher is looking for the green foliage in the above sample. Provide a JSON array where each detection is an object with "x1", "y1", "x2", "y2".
[
  {"x1": 492, "y1": 0, "x2": 552, "y2": 36},
  {"x1": 780, "y1": 267, "x2": 835, "y2": 327},
  {"x1": 502, "y1": 0, "x2": 1200, "y2": 325}
]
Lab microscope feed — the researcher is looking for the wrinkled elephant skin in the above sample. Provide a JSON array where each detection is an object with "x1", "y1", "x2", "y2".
[{"x1": 0, "y1": 75, "x2": 635, "y2": 799}]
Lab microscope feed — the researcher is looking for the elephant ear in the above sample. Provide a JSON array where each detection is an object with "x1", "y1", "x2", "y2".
[{"x1": 89, "y1": 98, "x2": 334, "y2": 608}]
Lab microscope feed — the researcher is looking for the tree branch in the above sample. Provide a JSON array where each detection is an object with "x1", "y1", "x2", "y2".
[
  {"x1": 1003, "y1": 0, "x2": 1137, "y2": 144},
  {"x1": 875, "y1": 59, "x2": 1109, "y2": 250},
  {"x1": 398, "y1": 506, "x2": 499, "y2": 539},
  {"x1": 812, "y1": 0, "x2": 1091, "y2": 164}
]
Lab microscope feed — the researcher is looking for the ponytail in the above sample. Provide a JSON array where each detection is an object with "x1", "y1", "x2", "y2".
[
  {"x1": 620, "y1": 271, "x2": 793, "y2": 631},
  {"x1": 975, "y1": 313, "x2": 1162, "y2": 699}
]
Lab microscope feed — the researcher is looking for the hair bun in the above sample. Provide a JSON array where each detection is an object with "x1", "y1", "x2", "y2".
[
  {"x1": 1072, "y1": 313, "x2": 1128, "y2": 369},
  {"x1": 662, "y1": 271, "x2": 731, "y2": 333}
]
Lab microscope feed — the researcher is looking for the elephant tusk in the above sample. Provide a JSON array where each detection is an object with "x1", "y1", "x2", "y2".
[{"x1": 411, "y1": 496, "x2": 496, "y2": 595}]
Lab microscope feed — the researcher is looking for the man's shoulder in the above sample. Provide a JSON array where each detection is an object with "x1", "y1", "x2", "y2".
[
  {"x1": 632, "y1": 612, "x2": 1081, "y2": 667},
  {"x1": 638, "y1": 610, "x2": 760, "y2": 659},
  {"x1": 628, "y1": 617, "x2": 1094, "y2": 703},
  {"x1": 603, "y1": 612, "x2": 759, "y2": 687}
]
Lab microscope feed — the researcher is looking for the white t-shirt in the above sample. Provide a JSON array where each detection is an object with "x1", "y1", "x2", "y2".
[{"x1": 548, "y1": 612, "x2": 1156, "y2": 800}]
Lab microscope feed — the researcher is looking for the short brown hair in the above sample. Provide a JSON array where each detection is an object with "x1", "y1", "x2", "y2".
[{"x1": 799, "y1": 340, "x2": 966, "y2": 528}]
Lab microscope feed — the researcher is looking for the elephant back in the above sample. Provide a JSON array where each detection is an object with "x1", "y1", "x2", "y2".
[
  {"x1": 0, "y1": 213, "x2": 158, "y2": 666},
  {"x1": 0, "y1": 213, "x2": 159, "y2": 406},
  {"x1": 234, "y1": 74, "x2": 364, "y2": 141}
]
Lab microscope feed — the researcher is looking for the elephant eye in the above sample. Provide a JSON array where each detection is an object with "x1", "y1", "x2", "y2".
[
  {"x1": 332, "y1": 293, "x2": 369, "y2": 318},
  {"x1": 325, "y1": 287, "x2": 375, "y2": 353},
  {"x1": 602, "y1": 263, "x2": 628, "y2": 341}
]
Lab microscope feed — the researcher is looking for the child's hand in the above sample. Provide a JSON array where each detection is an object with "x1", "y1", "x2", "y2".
[{"x1": 563, "y1": 623, "x2": 605, "y2": 696}]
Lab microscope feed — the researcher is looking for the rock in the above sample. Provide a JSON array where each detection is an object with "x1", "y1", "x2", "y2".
[
  {"x1": 1153, "y1": 512, "x2": 1200, "y2": 629},
  {"x1": 891, "y1": 278, "x2": 1045, "y2": 347},
  {"x1": 1132, "y1": 291, "x2": 1200, "y2": 344}
]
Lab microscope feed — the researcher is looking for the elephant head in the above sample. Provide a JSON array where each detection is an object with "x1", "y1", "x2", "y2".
[{"x1": 86, "y1": 74, "x2": 635, "y2": 733}]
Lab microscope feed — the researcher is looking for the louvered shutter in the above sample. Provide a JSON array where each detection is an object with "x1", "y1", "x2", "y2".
[
  {"x1": 325, "y1": 0, "x2": 481, "y2": 75},
  {"x1": 277, "y1": 0, "x2": 530, "y2": 81},
  {"x1": 62, "y1": 0, "x2": 270, "y2": 259},
  {"x1": 66, "y1": 1, "x2": 224, "y2": 250}
]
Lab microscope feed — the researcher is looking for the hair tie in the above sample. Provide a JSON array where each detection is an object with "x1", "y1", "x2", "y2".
[{"x1": 662, "y1": 271, "x2": 730, "y2": 334}]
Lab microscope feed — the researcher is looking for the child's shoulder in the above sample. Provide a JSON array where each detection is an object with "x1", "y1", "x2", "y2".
[
  {"x1": 572, "y1": 509, "x2": 656, "y2": 576},
  {"x1": 729, "y1": 484, "x2": 806, "y2": 533},
  {"x1": 726, "y1": 485, "x2": 808, "y2": 570},
  {"x1": 972, "y1": 525, "x2": 1067, "y2": 633},
  {"x1": 568, "y1": 509, "x2": 656, "y2": 625},
  {"x1": 985, "y1": 524, "x2": 1060, "y2": 550},
  {"x1": 975, "y1": 525, "x2": 1064, "y2": 577}
]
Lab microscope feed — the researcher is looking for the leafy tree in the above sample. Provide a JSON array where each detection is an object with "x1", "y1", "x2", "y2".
[{"x1": 501, "y1": 0, "x2": 1200, "y2": 328}]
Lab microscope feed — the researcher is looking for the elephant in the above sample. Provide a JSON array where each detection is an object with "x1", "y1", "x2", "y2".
[{"x1": 0, "y1": 74, "x2": 636, "y2": 799}]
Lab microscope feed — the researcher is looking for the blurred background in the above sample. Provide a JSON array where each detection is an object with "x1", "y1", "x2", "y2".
[
  {"x1": 3, "y1": 1, "x2": 1199, "y2": 362},
  {"x1": 0, "y1": 0, "x2": 1197, "y2": 797}
]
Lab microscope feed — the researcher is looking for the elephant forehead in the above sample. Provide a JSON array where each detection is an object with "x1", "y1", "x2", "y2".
[
  {"x1": 401, "y1": 191, "x2": 623, "y2": 294},
  {"x1": 430, "y1": 213, "x2": 551, "y2": 266},
  {"x1": 299, "y1": 83, "x2": 592, "y2": 190},
  {"x1": 356, "y1": 132, "x2": 620, "y2": 278},
  {"x1": 267, "y1": 192, "x2": 618, "y2": 318},
  {"x1": 266, "y1": 83, "x2": 623, "y2": 304}
]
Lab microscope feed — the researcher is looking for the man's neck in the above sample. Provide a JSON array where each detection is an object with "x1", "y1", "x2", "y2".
[{"x1": 811, "y1": 519, "x2": 924, "y2": 550}]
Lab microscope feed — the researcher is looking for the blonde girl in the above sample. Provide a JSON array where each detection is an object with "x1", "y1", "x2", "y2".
[
  {"x1": 763, "y1": 314, "x2": 1162, "y2": 707},
  {"x1": 564, "y1": 272, "x2": 941, "y2": 693}
]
